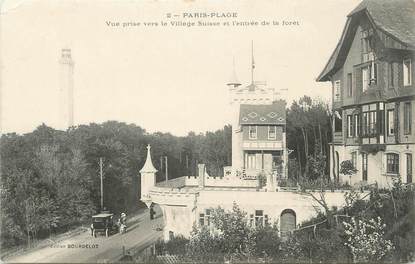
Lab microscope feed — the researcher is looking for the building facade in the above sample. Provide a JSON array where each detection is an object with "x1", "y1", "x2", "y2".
[
  {"x1": 317, "y1": 0, "x2": 415, "y2": 188},
  {"x1": 139, "y1": 52, "x2": 349, "y2": 241}
]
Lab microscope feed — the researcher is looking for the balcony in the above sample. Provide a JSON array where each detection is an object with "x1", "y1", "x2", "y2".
[{"x1": 242, "y1": 140, "x2": 283, "y2": 150}]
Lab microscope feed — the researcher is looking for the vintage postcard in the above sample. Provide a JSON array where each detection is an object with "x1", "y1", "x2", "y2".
[{"x1": 1, "y1": 0, "x2": 414, "y2": 263}]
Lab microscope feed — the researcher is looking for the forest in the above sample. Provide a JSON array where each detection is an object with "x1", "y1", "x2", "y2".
[{"x1": 1, "y1": 96, "x2": 332, "y2": 249}]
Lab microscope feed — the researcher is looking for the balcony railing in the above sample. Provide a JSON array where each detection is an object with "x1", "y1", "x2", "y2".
[{"x1": 242, "y1": 140, "x2": 283, "y2": 150}]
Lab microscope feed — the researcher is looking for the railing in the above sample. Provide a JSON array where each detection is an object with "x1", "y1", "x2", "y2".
[{"x1": 242, "y1": 140, "x2": 283, "y2": 150}]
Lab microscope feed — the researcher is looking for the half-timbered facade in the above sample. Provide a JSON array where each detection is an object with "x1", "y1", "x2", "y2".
[{"x1": 317, "y1": 0, "x2": 415, "y2": 188}]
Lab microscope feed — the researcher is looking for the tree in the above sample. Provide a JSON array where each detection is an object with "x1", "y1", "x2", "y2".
[
  {"x1": 340, "y1": 160, "x2": 358, "y2": 185},
  {"x1": 343, "y1": 217, "x2": 394, "y2": 262}
]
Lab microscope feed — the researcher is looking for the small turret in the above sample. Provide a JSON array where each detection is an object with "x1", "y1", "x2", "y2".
[{"x1": 140, "y1": 144, "x2": 157, "y2": 208}]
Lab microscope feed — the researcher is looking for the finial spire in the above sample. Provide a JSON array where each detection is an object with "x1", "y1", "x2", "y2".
[{"x1": 140, "y1": 144, "x2": 157, "y2": 173}]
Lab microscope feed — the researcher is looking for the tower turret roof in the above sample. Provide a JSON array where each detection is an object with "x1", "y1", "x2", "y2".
[{"x1": 140, "y1": 144, "x2": 157, "y2": 173}]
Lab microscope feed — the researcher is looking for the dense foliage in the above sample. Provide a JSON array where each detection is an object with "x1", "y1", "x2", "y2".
[
  {"x1": 155, "y1": 182, "x2": 415, "y2": 263},
  {"x1": 286, "y1": 96, "x2": 332, "y2": 181},
  {"x1": 1, "y1": 122, "x2": 231, "y2": 249}
]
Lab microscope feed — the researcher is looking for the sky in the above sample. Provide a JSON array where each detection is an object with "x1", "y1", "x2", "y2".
[{"x1": 0, "y1": 0, "x2": 362, "y2": 136}]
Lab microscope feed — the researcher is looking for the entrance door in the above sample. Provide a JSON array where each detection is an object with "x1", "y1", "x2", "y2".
[
  {"x1": 362, "y1": 153, "x2": 368, "y2": 181},
  {"x1": 280, "y1": 209, "x2": 296, "y2": 238},
  {"x1": 407, "y1": 154, "x2": 413, "y2": 184}
]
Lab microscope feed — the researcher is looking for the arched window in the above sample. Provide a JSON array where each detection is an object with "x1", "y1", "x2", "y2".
[{"x1": 280, "y1": 209, "x2": 296, "y2": 237}]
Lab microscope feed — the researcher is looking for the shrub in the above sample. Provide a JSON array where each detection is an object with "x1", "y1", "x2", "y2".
[{"x1": 343, "y1": 217, "x2": 394, "y2": 262}]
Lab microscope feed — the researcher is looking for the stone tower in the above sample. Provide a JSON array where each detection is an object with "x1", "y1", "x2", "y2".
[
  {"x1": 59, "y1": 48, "x2": 74, "y2": 130},
  {"x1": 227, "y1": 43, "x2": 278, "y2": 169},
  {"x1": 140, "y1": 144, "x2": 157, "y2": 208}
]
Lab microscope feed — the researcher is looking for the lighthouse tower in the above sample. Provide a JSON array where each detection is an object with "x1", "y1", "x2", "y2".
[
  {"x1": 140, "y1": 144, "x2": 157, "y2": 208},
  {"x1": 58, "y1": 48, "x2": 74, "y2": 130}
]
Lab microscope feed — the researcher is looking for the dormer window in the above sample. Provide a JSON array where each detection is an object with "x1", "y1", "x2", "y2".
[{"x1": 249, "y1": 125, "x2": 257, "y2": 139}]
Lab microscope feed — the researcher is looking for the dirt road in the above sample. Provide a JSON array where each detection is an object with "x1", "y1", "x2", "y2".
[{"x1": 4, "y1": 208, "x2": 163, "y2": 263}]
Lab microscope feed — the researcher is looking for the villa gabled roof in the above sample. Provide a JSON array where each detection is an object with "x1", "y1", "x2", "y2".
[
  {"x1": 317, "y1": 0, "x2": 415, "y2": 82},
  {"x1": 239, "y1": 100, "x2": 286, "y2": 125}
]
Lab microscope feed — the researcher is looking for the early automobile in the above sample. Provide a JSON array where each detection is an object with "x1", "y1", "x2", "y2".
[{"x1": 91, "y1": 213, "x2": 118, "y2": 237}]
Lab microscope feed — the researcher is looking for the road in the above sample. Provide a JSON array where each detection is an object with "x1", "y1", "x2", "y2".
[{"x1": 4, "y1": 208, "x2": 163, "y2": 263}]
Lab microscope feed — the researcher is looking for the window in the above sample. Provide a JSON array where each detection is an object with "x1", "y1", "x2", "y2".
[
  {"x1": 404, "y1": 102, "x2": 412, "y2": 135},
  {"x1": 249, "y1": 126, "x2": 257, "y2": 139},
  {"x1": 370, "y1": 63, "x2": 377, "y2": 84},
  {"x1": 362, "y1": 67, "x2": 369, "y2": 92},
  {"x1": 403, "y1": 59, "x2": 412, "y2": 86},
  {"x1": 369, "y1": 111, "x2": 377, "y2": 134},
  {"x1": 362, "y1": 110, "x2": 377, "y2": 136},
  {"x1": 205, "y1": 209, "x2": 211, "y2": 226},
  {"x1": 407, "y1": 154, "x2": 413, "y2": 184},
  {"x1": 361, "y1": 30, "x2": 373, "y2": 57},
  {"x1": 199, "y1": 209, "x2": 212, "y2": 226},
  {"x1": 334, "y1": 80, "x2": 341, "y2": 102},
  {"x1": 347, "y1": 73, "x2": 353, "y2": 97},
  {"x1": 199, "y1": 213, "x2": 205, "y2": 226},
  {"x1": 386, "y1": 153, "x2": 399, "y2": 174},
  {"x1": 268, "y1": 126, "x2": 276, "y2": 139},
  {"x1": 362, "y1": 64, "x2": 377, "y2": 91},
  {"x1": 387, "y1": 109, "x2": 395, "y2": 136},
  {"x1": 334, "y1": 111, "x2": 342, "y2": 132},
  {"x1": 354, "y1": 114, "x2": 359, "y2": 136},
  {"x1": 246, "y1": 153, "x2": 256, "y2": 169},
  {"x1": 379, "y1": 109, "x2": 384, "y2": 134},
  {"x1": 351, "y1": 152, "x2": 357, "y2": 169},
  {"x1": 347, "y1": 115, "x2": 353, "y2": 137},
  {"x1": 249, "y1": 214, "x2": 254, "y2": 226},
  {"x1": 388, "y1": 62, "x2": 395, "y2": 88},
  {"x1": 254, "y1": 210, "x2": 264, "y2": 228}
]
